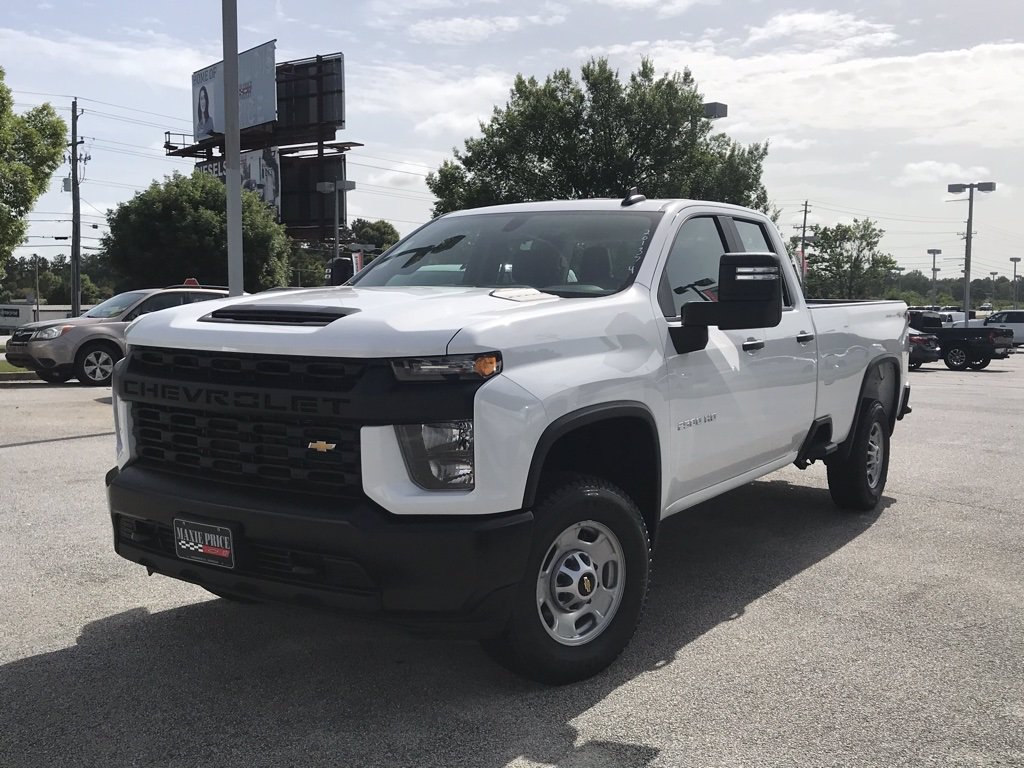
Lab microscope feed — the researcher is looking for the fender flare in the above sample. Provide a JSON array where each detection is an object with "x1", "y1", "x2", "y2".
[
  {"x1": 834, "y1": 355, "x2": 902, "y2": 461},
  {"x1": 522, "y1": 401, "x2": 661, "y2": 511}
]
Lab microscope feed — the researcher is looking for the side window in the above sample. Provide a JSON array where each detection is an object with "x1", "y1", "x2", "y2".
[
  {"x1": 1008, "y1": 312, "x2": 1024, "y2": 323},
  {"x1": 658, "y1": 216, "x2": 727, "y2": 317},
  {"x1": 732, "y1": 219, "x2": 774, "y2": 253},
  {"x1": 188, "y1": 291, "x2": 223, "y2": 304},
  {"x1": 987, "y1": 313, "x2": 1004, "y2": 323},
  {"x1": 729, "y1": 217, "x2": 793, "y2": 307},
  {"x1": 126, "y1": 292, "x2": 188, "y2": 320}
]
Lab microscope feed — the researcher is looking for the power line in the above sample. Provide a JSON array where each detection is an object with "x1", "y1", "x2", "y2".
[{"x1": 12, "y1": 90, "x2": 193, "y2": 127}]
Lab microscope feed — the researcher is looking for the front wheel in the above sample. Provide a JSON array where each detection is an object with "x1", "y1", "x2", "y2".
[
  {"x1": 481, "y1": 474, "x2": 651, "y2": 684},
  {"x1": 826, "y1": 400, "x2": 890, "y2": 511},
  {"x1": 943, "y1": 346, "x2": 970, "y2": 370},
  {"x1": 75, "y1": 343, "x2": 121, "y2": 386},
  {"x1": 968, "y1": 356, "x2": 991, "y2": 370}
]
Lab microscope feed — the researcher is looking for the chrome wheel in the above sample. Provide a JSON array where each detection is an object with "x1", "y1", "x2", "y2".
[
  {"x1": 82, "y1": 350, "x2": 115, "y2": 383},
  {"x1": 536, "y1": 520, "x2": 625, "y2": 647},
  {"x1": 866, "y1": 422, "x2": 885, "y2": 489}
]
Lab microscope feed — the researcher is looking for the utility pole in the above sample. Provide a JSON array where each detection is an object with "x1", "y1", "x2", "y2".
[
  {"x1": 928, "y1": 248, "x2": 941, "y2": 306},
  {"x1": 948, "y1": 181, "x2": 996, "y2": 327},
  {"x1": 69, "y1": 98, "x2": 84, "y2": 317},
  {"x1": 1011, "y1": 257, "x2": 1021, "y2": 309},
  {"x1": 222, "y1": 0, "x2": 244, "y2": 296},
  {"x1": 33, "y1": 253, "x2": 41, "y2": 322},
  {"x1": 799, "y1": 200, "x2": 810, "y2": 279}
]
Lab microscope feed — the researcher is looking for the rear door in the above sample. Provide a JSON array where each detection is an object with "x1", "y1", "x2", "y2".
[
  {"x1": 721, "y1": 215, "x2": 817, "y2": 460},
  {"x1": 986, "y1": 311, "x2": 1024, "y2": 344},
  {"x1": 656, "y1": 213, "x2": 771, "y2": 503}
]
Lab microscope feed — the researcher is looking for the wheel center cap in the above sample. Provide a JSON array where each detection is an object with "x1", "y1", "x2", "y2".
[{"x1": 578, "y1": 572, "x2": 596, "y2": 597}]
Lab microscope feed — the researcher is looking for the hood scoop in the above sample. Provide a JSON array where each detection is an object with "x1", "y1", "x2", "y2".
[{"x1": 200, "y1": 304, "x2": 358, "y2": 326}]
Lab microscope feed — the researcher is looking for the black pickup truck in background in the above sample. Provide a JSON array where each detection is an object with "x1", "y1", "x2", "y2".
[{"x1": 908, "y1": 310, "x2": 1015, "y2": 370}]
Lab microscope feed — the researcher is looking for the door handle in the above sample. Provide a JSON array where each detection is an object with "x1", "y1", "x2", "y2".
[
  {"x1": 796, "y1": 332, "x2": 815, "y2": 344},
  {"x1": 742, "y1": 339, "x2": 764, "y2": 352}
]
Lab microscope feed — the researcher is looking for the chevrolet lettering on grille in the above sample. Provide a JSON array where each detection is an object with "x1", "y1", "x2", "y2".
[{"x1": 119, "y1": 377, "x2": 350, "y2": 416}]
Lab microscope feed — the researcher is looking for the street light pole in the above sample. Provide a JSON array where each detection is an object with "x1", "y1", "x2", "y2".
[
  {"x1": 928, "y1": 248, "x2": 941, "y2": 306},
  {"x1": 989, "y1": 272, "x2": 998, "y2": 305},
  {"x1": 947, "y1": 181, "x2": 996, "y2": 327},
  {"x1": 1011, "y1": 257, "x2": 1021, "y2": 309}
]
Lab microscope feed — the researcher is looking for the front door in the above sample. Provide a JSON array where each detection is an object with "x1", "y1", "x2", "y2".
[
  {"x1": 724, "y1": 216, "x2": 817, "y2": 460},
  {"x1": 657, "y1": 214, "x2": 773, "y2": 504}
]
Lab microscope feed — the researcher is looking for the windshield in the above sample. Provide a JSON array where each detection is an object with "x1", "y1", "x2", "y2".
[
  {"x1": 352, "y1": 210, "x2": 664, "y2": 297},
  {"x1": 84, "y1": 291, "x2": 149, "y2": 319}
]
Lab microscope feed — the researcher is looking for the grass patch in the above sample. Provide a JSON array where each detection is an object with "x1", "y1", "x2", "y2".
[{"x1": 0, "y1": 360, "x2": 28, "y2": 373}]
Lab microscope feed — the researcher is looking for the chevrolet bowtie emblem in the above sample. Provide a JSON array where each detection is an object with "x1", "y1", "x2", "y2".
[{"x1": 307, "y1": 440, "x2": 337, "y2": 453}]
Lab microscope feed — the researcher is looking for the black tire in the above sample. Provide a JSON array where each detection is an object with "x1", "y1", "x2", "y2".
[
  {"x1": 943, "y1": 346, "x2": 970, "y2": 371},
  {"x1": 481, "y1": 474, "x2": 651, "y2": 684},
  {"x1": 36, "y1": 369, "x2": 70, "y2": 384},
  {"x1": 826, "y1": 400, "x2": 890, "y2": 511},
  {"x1": 74, "y1": 342, "x2": 122, "y2": 386},
  {"x1": 968, "y1": 356, "x2": 991, "y2": 370}
]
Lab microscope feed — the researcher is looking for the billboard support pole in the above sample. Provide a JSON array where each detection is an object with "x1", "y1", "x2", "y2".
[{"x1": 222, "y1": 0, "x2": 244, "y2": 296}]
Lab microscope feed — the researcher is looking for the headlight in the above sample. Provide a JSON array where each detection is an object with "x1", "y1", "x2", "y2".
[
  {"x1": 395, "y1": 421, "x2": 474, "y2": 490},
  {"x1": 391, "y1": 353, "x2": 502, "y2": 381},
  {"x1": 32, "y1": 325, "x2": 72, "y2": 340}
]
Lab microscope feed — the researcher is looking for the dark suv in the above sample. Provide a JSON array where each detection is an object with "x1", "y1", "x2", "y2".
[{"x1": 5, "y1": 285, "x2": 228, "y2": 385}]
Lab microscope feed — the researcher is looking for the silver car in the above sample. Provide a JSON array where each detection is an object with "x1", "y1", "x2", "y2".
[{"x1": 4, "y1": 286, "x2": 228, "y2": 385}]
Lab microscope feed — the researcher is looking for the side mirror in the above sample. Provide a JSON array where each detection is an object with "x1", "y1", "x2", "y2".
[{"x1": 669, "y1": 252, "x2": 784, "y2": 353}]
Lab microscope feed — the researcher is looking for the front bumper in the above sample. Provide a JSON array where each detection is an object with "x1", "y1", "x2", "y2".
[
  {"x1": 5, "y1": 340, "x2": 74, "y2": 372},
  {"x1": 107, "y1": 465, "x2": 533, "y2": 635}
]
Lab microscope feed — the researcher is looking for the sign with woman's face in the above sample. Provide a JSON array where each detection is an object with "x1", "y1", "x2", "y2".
[{"x1": 190, "y1": 40, "x2": 277, "y2": 142}]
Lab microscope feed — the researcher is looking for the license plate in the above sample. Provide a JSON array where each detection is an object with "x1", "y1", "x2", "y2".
[{"x1": 173, "y1": 518, "x2": 235, "y2": 569}]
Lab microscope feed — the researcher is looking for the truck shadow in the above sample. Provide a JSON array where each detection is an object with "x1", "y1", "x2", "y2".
[{"x1": 0, "y1": 479, "x2": 886, "y2": 768}]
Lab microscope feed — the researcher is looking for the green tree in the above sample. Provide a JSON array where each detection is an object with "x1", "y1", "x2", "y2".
[
  {"x1": 0, "y1": 67, "x2": 68, "y2": 281},
  {"x1": 287, "y1": 242, "x2": 328, "y2": 287},
  {"x1": 426, "y1": 58, "x2": 771, "y2": 216},
  {"x1": 101, "y1": 171, "x2": 291, "y2": 292},
  {"x1": 804, "y1": 219, "x2": 898, "y2": 299},
  {"x1": 350, "y1": 218, "x2": 400, "y2": 255}
]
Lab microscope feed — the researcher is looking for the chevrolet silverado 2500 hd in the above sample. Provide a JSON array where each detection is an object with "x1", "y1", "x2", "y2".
[{"x1": 107, "y1": 196, "x2": 911, "y2": 684}]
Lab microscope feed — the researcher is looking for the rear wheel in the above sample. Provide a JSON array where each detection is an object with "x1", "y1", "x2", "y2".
[
  {"x1": 36, "y1": 369, "x2": 70, "y2": 384},
  {"x1": 481, "y1": 474, "x2": 650, "y2": 684},
  {"x1": 826, "y1": 400, "x2": 890, "y2": 511},
  {"x1": 75, "y1": 343, "x2": 121, "y2": 386},
  {"x1": 968, "y1": 356, "x2": 991, "y2": 370},
  {"x1": 943, "y1": 346, "x2": 969, "y2": 371}
]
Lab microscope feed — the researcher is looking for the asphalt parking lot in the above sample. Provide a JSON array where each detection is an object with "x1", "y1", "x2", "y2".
[{"x1": 1, "y1": 358, "x2": 1022, "y2": 768}]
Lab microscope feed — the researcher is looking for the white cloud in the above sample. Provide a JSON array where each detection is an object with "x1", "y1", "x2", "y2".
[
  {"x1": 769, "y1": 136, "x2": 817, "y2": 151},
  {"x1": 0, "y1": 27, "x2": 209, "y2": 91},
  {"x1": 348, "y1": 61, "x2": 512, "y2": 137},
  {"x1": 745, "y1": 10, "x2": 901, "y2": 52},
  {"x1": 893, "y1": 161, "x2": 992, "y2": 187},
  {"x1": 586, "y1": 0, "x2": 717, "y2": 19},
  {"x1": 407, "y1": 11, "x2": 565, "y2": 44}
]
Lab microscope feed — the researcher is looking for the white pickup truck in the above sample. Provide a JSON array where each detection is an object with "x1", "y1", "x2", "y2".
[{"x1": 107, "y1": 195, "x2": 911, "y2": 684}]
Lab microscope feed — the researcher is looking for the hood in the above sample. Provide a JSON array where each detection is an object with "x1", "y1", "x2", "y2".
[
  {"x1": 15, "y1": 316, "x2": 107, "y2": 332},
  {"x1": 125, "y1": 286, "x2": 565, "y2": 358}
]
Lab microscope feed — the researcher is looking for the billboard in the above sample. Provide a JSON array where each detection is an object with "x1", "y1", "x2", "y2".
[
  {"x1": 197, "y1": 148, "x2": 281, "y2": 219},
  {"x1": 192, "y1": 40, "x2": 277, "y2": 141}
]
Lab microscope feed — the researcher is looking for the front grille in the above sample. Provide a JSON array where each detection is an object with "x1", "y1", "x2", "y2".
[
  {"x1": 132, "y1": 403, "x2": 360, "y2": 495},
  {"x1": 130, "y1": 346, "x2": 370, "y2": 392},
  {"x1": 12, "y1": 328, "x2": 34, "y2": 342},
  {"x1": 117, "y1": 516, "x2": 375, "y2": 592}
]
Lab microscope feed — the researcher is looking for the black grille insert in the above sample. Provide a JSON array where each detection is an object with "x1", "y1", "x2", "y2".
[
  {"x1": 132, "y1": 403, "x2": 361, "y2": 495},
  {"x1": 129, "y1": 346, "x2": 370, "y2": 392}
]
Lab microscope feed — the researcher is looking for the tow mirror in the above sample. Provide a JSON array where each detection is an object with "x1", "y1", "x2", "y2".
[{"x1": 669, "y1": 253, "x2": 784, "y2": 353}]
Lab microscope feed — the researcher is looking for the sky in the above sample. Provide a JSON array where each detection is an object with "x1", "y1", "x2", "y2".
[{"x1": 3, "y1": 0, "x2": 1022, "y2": 284}]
